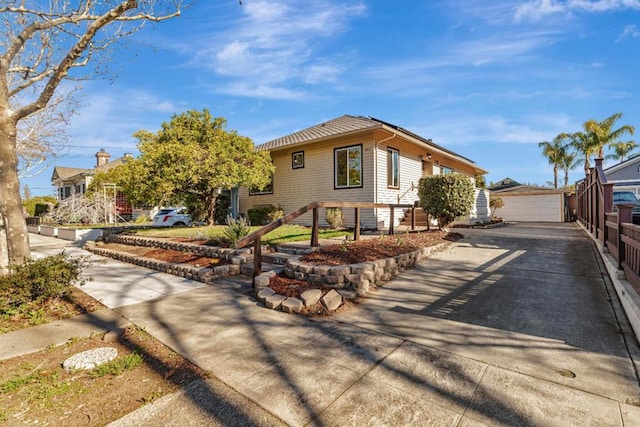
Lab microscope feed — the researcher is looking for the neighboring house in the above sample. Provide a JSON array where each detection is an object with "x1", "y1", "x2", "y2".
[
  {"x1": 603, "y1": 155, "x2": 640, "y2": 196},
  {"x1": 490, "y1": 182, "x2": 570, "y2": 222},
  {"x1": 238, "y1": 115, "x2": 488, "y2": 229},
  {"x1": 51, "y1": 149, "x2": 135, "y2": 219}
]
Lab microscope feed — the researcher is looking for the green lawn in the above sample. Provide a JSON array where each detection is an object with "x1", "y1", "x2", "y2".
[{"x1": 131, "y1": 224, "x2": 351, "y2": 246}]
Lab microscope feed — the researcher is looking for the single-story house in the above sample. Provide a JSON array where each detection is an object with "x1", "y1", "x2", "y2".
[
  {"x1": 51, "y1": 149, "x2": 138, "y2": 219},
  {"x1": 238, "y1": 115, "x2": 489, "y2": 229},
  {"x1": 490, "y1": 183, "x2": 570, "y2": 222},
  {"x1": 603, "y1": 155, "x2": 640, "y2": 196}
]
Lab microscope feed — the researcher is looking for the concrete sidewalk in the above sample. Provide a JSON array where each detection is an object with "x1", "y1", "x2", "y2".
[{"x1": 22, "y1": 225, "x2": 640, "y2": 425}]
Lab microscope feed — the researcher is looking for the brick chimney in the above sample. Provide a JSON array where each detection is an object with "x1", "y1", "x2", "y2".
[{"x1": 96, "y1": 149, "x2": 111, "y2": 167}]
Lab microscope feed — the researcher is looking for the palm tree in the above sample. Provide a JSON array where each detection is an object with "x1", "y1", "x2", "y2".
[
  {"x1": 584, "y1": 112, "x2": 635, "y2": 159},
  {"x1": 571, "y1": 130, "x2": 598, "y2": 176},
  {"x1": 559, "y1": 149, "x2": 578, "y2": 188},
  {"x1": 539, "y1": 133, "x2": 571, "y2": 188},
  {"x1": 606, "y1": 140, "x2": 638, "y2": 162}
]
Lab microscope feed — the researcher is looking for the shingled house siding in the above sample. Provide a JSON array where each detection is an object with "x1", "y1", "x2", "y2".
[{"x1": 238, "y1": 133, "x2": 377, "y2": 228}]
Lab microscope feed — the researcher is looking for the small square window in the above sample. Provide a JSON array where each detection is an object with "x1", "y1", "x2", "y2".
[{"x1": 292, "y1": 151, "x2": 304, "y2": 169}]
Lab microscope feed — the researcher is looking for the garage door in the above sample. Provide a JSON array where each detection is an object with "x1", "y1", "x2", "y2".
[{"x1": 498, "y1": 194, "x2": 563, "y2": 222}]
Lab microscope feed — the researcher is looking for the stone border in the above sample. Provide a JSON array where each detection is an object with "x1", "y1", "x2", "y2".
[
  {"x1": 254, "y1": 242, "x2": 450, "y2": 313},
  {"x1": 84, "y1": 238, "x2": 252, "y2": 283}
]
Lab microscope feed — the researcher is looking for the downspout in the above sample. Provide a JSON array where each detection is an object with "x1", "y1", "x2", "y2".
[{"x1": 374, "y1": 130, "x2": 397, "y2": 228}]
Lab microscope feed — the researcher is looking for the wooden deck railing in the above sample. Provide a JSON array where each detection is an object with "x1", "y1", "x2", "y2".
[
  {"x1": 235, "y1": 201, "x2": 415, "y2": 282},
  {"x1": 577, "y1": 158, "x2": 640, "y2": 293}
]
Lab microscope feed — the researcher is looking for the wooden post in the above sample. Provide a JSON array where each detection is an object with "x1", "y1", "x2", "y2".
[
  {"x1": 311, "y1": 207, "x2": 319, "y2": 247},
  {"x1": 618, "y1": 204, "x2": 633, "y2": 270},
  {"x1": 253, "y1": 236, "x2": 262, "y2": 285},
  {"x1": 354, "y1": 208, "x2": 361, "y2": 241},
  {"x1": 603, "y1": 182, "x2": 614, "y2": 244},
  {"x1": 389, "y1": 206, "x2": 395, "y2": 235},
  {"x1": 411, "y1": 206, "x2": 416, "y2": 231}
]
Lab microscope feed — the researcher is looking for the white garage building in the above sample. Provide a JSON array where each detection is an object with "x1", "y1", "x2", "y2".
[{"x1": 491, "y1": 186, "x2": 567, "y2": 223}]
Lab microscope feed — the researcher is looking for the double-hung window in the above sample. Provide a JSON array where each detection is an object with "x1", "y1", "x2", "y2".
[
  {"x1": 335, "y1": 145, "x2": 362, "y2": 188},
  {"x1": 387, "y1": 148, "x2": 399, "y2": 188}
]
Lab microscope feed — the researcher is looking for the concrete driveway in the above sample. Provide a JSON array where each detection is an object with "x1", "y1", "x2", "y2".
[
  {"x1": 27, "y1": 224, "x2": 640, "y2": 425},
  {"x1": 104, "y1": 222, "x2": 640, "y2": 426}
]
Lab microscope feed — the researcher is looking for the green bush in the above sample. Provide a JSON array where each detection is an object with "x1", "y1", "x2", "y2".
[
  {"x1": 248, "y1": 205, "x2": 282, "y2": 225},
  {"x1": 23, "y1": 196, "x2": 56, "y2": 217},
  {"x1": 418, "y1": 174, "x2": 475, "y2": 229},
  {"x1": 0, "y1": 253, "x2": 84, "y2": 314},
  {"x1": 266, "y1": 205, "x2": 284, "y2": 222},
  {"x1": 325, "y1": 208, "x2": 344, "y2": 229},
  {"x1": 224, "y1": 215, "x2": 251, "y2": 245},
  {"x1": 489, "y1": 195, "x2": 504, "y2": 219}
]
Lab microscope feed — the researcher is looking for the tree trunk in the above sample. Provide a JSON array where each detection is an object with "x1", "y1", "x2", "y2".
[
  {"x1": 206, "y1": 194, "x2": 218, "y2": 226},
  {"x1": 0, "y1": 116, "x2": 30, "y2": 269},
  {"x1": 0, "y1": 213, "x2": 8, "y2": 274},
  {"x1": 553, "y1": 166, "x2": 558, "y2": 188}
]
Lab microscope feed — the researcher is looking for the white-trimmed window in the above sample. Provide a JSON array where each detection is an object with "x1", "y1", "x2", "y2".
[
  {"x1": 441, "y1": 165, "x2": 454, "y2": 175},
  {"x1": 335, "y1": 145, "x2": 362, "y2": 188},
  {"x1": 387, "y1": 148, "x2": 399, "y2": 188},
  {"x1": 292, "y1": 151, "x2": 304, "y2": 169}
]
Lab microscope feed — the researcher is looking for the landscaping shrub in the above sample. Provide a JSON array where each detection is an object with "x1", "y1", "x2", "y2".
[
  {"x1": 266, "y1": 205, "x2": 284, "y2": 222},
  {"x1": 325, "y1": 208, "x2": 344, "y2": 229},
  {"x1": 248, "y1": 205, "x2": 282, "y2": 225},
  {"x1": 418, "y1": 174, "x2": 475, "y2": 229},
  {"x1": 224, "y1": 215, "x2": 251, "y2": 245},
  {"x1": 490, "y1": 195, "x2": 505, "y2": 219},
  {"x1": 22, "y1": 196, "x2": 56, "y2": 217},
  {"x1": 0, "y1": 253, "x2": 84, "y2": 314}
]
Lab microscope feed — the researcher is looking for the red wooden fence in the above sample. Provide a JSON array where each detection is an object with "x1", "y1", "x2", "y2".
[{"x1": 577, "y1": 158, "x2": 640, "y2": 293}]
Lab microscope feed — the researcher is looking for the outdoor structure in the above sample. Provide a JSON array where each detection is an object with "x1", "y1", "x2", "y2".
[
  {"x1": 576, "y1": 158, "x2": 640, "y2": 342},
  {"x1": 238, "y1": 115, "x2": 488, "y2": 229},
  {"x1": 490, "y1": 183, "x2": 571, "y2": 223},
  {"x1": 51, "y1": 150, "x2": 136, "y2": 220},
  {"x1": 603, "y1": 155, "x2": 640, "y2": 196}
]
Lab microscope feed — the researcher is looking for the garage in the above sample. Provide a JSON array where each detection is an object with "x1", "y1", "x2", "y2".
[{"x1": 491, "y1": 187, "x2": 565, "y2": 222}]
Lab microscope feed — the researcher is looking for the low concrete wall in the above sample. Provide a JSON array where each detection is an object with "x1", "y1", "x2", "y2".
[
  {"x1": 57, "y1": 228, "x2": 103, "y2": 243},
  {"x1": 39, "y1": 225, "x2": 58, "y2": 237},
  {"x1": 27, "y1": 225, "x2": 40, "y2": 234},
  {"x1": 579, "y1": 222, "x2": 640, "y2": 343}
]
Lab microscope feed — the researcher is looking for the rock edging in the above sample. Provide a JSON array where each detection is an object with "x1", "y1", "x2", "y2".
[{"x1": 254, "y1": 242, "x2": 450, "y2": 313}]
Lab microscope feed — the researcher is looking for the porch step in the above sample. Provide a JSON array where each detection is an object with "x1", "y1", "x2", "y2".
[{"x1": 399, "y1": 207, "x2": 431, "y2": 226}]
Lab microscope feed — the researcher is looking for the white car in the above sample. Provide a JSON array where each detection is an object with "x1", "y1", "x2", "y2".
[{"x1": 152, "y1": 207, "x2": 192, "y2": 227}]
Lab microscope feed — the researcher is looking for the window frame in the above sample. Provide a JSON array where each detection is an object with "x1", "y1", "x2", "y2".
[
  {"x1": 292, "y1": 151, "x2": 304, "y2": 169},
  {"x1": 334, "y1": 144, "x2": 363, "y2": 189},
  {"x1": 440, "y1": 165, "x2": 455, "y2": 175},
  {"x1": 387, "y1": 147, "x2": 400, "y2": 189}
]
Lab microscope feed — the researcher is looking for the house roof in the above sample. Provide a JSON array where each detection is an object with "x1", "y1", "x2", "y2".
[
  {"x1": 257, "y1": 115, "x2": 486, "y2": 173},
  {"x1": 492, "y1": 185, "x2": 566, "y2": 195},
  {"x1": 51, "y1": 155, "x2": 130, "y2": 183},
  {"x1": 51, "y1": 166, "x2": 92, "y2": 181},
  {"x1": 603, "y1": 154, "x2": 640, "y2": 175},
  {"x1": 488, "y1": 177, "x2": 521, "y2": 191}
]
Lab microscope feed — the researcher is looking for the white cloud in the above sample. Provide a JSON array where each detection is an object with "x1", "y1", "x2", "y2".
[
  {"x1": 188, "y1": 0, "x2": 366, "y2": 98},
  {"x1": 617, "y1": 24, "x2": 640, "y2": 41},
  {"x1": 515, "y1": 0, "x2": 640, "y2": 21}
]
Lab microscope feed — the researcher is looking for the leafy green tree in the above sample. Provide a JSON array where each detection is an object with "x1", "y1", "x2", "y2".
[
  {"x1": 606, "y1": 141, "x2": 638, "y2": 162},
  {"x1": 418, "y1": 174, "x2": 475, "y2": 229},
  {"x1": 539, "y1": 133, "x2": 571, "y2": 189},
  {"x1": 475, "y1": 174, "x2": 487, "y2": 189},
  {"x1": 585, "y1": 112, "x2": 635, "y2": 159},
  {"x1": 489, "y1": 195, "x2": 504, "y2": 219},
  {"x1": 22, "y1": 196, "x2": 57, "y2": 217},
  {"x1": 105, "y1": 109, "x2": 275, "y2": 225},
  {"x1": 559, "y1": 149, "x2": 579, "y2": 188}
]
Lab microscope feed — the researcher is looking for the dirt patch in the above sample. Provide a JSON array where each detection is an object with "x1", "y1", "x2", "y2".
[
  {"x1": 0, "y1": 287, "x2": 105, "y2": 334},
  {"x1": 0, "y1": 326, "x2": 209, "y2": 425},
  {"x1": 299, "y1": 230, "x2": 459, "y2": 266},
  {"x1": 98, "y1": 242, "x2": 228, "y2": 268}
]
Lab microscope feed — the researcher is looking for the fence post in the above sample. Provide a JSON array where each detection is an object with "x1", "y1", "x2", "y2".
[
  {"x1": 411, "y1": 206, "x2": 416, "y2": 231},
  {"x1": 253, "y1": 236, "x2": 262, "y2": 285},
  {"x1": 603, "y1": 182, "x2": 614, "y2": 244},
  {"x1": 311, "y1": 207, "x2": 319, "y2": 247},
  {"x1": 354, "y1": 208, "x2": 361, "y2": 241},
  {"x1": 389, "y1": 206, "x2": 395, "y2": 235},
  {"x1": 618, "y1": 204, "x2": 633, "y2": 270}
]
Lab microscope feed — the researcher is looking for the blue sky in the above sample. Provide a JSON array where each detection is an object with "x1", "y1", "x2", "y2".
[{"x1": 23, "y1": 0, "x2": 640, "y2": 195}]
